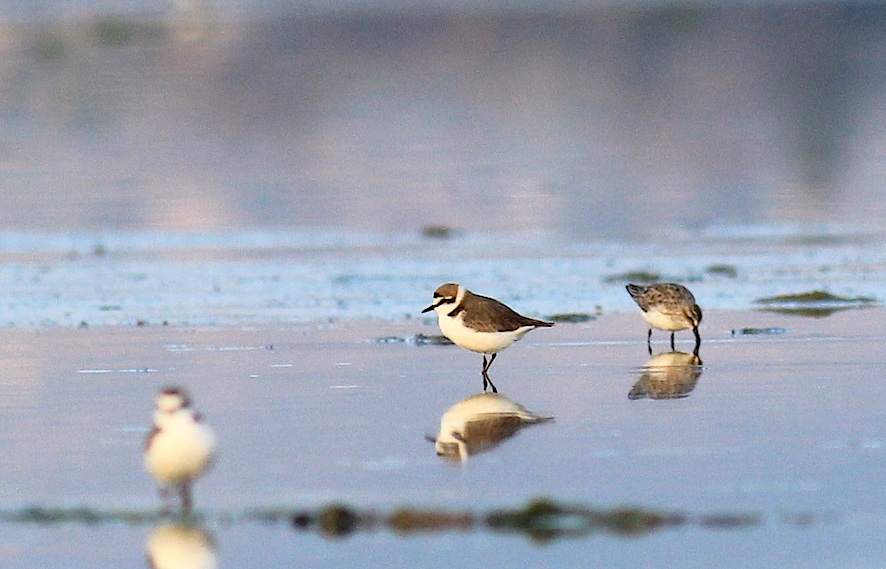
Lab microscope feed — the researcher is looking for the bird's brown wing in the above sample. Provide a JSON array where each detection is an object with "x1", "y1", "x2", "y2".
[
  {"x1": 462, "y1": 293, "x2": 553, "y2": 332},
  {"x1": 632, "y1": 283, "x2": 698, "y2": 316}
]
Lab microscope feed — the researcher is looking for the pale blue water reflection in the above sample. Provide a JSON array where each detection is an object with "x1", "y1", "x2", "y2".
[
  {"x1": 0, "y1": 3, "x2": 882, "y2": 237},
  {"x1": 0, "y1": 2, "x2": 885, "y2": 567}
]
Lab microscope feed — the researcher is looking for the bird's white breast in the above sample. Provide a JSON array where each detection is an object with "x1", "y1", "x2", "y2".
[
  {"x1": 640, "y1": 307, "x2": 692, "y2": 331},
  {"x1": 146, "y1": 413, "x2": 216, "y2": 484},
  {"x1": 436, "y1": 309, "x2": 533, "y2": 354}
]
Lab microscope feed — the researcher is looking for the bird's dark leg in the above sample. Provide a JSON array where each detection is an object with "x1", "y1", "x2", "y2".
[
  {"x1": 646, "y1": 329, "x2": 653, "y2": 355},
  {"x1": 157, "y1": 486, "x2": 173, "y2": 515},
  {"x1": 481, "y1": 354, "x2": 498, "y2": 393},
  {"x1": 179, "y1": 483, "x2": 193, "y2": 515},
  {"x1": 670, "y1": 332, "x2": 676, "y2": 351},
  {"x1": 692, "y1": 326, "x2": 702, "y2": 356}
]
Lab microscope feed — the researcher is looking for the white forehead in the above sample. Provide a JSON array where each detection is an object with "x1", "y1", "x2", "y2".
[{"x1": 155, "y1": 391, "x2": 188, "y2": 412}]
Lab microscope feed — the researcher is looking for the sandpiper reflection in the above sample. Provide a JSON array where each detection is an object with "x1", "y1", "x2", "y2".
[
  {"x1": 430, "y1": 392, "x2": 552, "y2": 461},
  {"x1": 146, "y1": 523, "x2": 216, "y2": 569},
  {"x1": 629, "y1": 351, "x2": 703, "y2": 400}
]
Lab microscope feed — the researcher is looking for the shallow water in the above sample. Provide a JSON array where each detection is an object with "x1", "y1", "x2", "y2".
[
  {"x1": 0, "y1": 226, "x2": 884, "y2": 328},
  {"x1": 2, "y1": 310, "x2": 886, "y2": 566},
  {"x1": 0, "y1": 4, "x2": 884, "y2": 238},
  {"x1": 1, "y1": 2, "x2": 885, "y2": 566},
  {"x1": 0, "y1": 2, "x2": 883, "y2": 328}
]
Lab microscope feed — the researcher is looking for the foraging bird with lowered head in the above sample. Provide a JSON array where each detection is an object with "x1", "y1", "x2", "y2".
[{"x1": 626, "y1": 282, "x2": 702, "y2": 353}]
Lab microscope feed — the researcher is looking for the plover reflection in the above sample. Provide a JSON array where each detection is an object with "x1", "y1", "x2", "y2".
[{"x1": 429, "y1": 392, "x2": 553, "y2": 461}]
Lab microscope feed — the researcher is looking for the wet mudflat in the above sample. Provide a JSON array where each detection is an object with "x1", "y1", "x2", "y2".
[
  {"x1": 0, "y1": 3, "x2": 884, "y2": 566},
  {"x1": 1, "y1": 308, "x2": 885, "y2": 567}
]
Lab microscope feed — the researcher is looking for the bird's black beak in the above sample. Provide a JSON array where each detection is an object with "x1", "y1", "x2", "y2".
[{"x1": 421, "y1": 302, "x2": 436, "y2": 313}]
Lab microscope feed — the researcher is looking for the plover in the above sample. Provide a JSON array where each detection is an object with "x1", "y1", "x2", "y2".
[
  {"x1": 144, "y1": 387, "x2": 216, "y2": 514},
  {"x1": 422, "y1": 283, "x2": 553, "y2": 392},
  {"x1": 626, "y1": 282, "x2": 702, "y2": 353}
]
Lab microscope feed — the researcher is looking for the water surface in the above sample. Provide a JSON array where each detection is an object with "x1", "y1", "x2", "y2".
[
  {"x1": 0, "y1": 2, "x2": 885, "y2": 567},
  {"x1": 1, "y1": 311, "x2": 886, "y2": 566},
  {"x1": 0, "y1": 3, "x2": 883, "y2": 238}
]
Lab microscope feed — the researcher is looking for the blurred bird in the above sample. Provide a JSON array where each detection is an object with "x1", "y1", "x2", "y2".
[{"x1": 145, "y1": 387, "x2": 216, "y2": 513}]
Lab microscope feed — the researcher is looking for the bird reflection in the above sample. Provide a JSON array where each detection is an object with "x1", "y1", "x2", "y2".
[
  {"x1": 429, "y1": 392, "x2": 552, "y2": 461},
  {"x1": 146, "y1": 523, "x2": 216, "y2": 569},
  {"x1": 629, "y1": 351, "x2": 703, "y2": 400}
]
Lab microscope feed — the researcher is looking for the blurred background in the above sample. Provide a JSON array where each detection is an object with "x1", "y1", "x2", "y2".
[{"x1": 0, "y1": 0, "x2": 882, "y2": 240}]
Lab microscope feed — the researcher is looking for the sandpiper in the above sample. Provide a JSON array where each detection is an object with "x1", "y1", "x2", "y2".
[
  {"x1": 626, "y1": 282, "x2": 702, "y2": 353},
  {"x1": 144, "y1": 387, "x2": 216, "y2": 513},
  {"x1": 422, "y1": 283, "x2": 553, "y2": 392}
]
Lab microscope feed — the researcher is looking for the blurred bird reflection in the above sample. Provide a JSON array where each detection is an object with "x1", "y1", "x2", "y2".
[
  {"x1": 430, "y1": 392, "x2": 552, "y2": 461},
  {"x1": 145, "y1": 523, "x2": 216, "y2": 569},
  {"x1": 629, "y1": 351, "x2": 704, "y2": 401}
]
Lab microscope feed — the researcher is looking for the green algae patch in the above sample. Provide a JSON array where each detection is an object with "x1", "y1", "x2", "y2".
[
  {"x1": 317, "y1": 504, "x2": 363, "y2": 538},
  {"x1": 371, "y1": 334, "x2": 453, "y2": 346},
  {"x1": 705, "y1": 264, "x2": 738, "y2": 278},
  {"x1": 605, "y1": 507, "x2": 686, "y2": 536},
  {"x1": 3, "y1": 506, "x2": 167, "y2": 526},
  {"x1": 547, "y1": 313, "x2": 596, "y2": 323},
  {"x1": 388, "y1": 508, "x2": 473, "y2": 534},
  {"x1": 731, "y1": 327, "x2": 790, "y2": 336},
  {"x1": 603, "y1": 271, "x2": 661, "y2": 284},
  {"x1": 485, "y1": 499, "x2": 686, "y2": 542},
  {"x1": 754, "y1": 290, "x2": 878, "y2": 318},
  {"x1": 0, "y1": 500, "x2": 819, "y2": 540},
  {"x1": 90, "y1": 17, "x2": 168, "y2": 47},
  {"x1": 603, "y1": 271, "x2": 700, "y2": 285},
  {"x1": 756, "y1": 291, "x2": 876, "y2": 304},
  {"x1": 421, "y1": 225, "x2": 460, "y2": 239}
]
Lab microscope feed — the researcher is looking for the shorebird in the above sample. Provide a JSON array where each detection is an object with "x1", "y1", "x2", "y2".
[
  {"x1": 626, "y1": 282, "x2": 702, "y2": 353},
  {"x1": 144, "y1": 387, "x2": 216, "y2": 514},
  {"x1": 422, "y1": 283, "x2": 553, "y2": 392}
]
